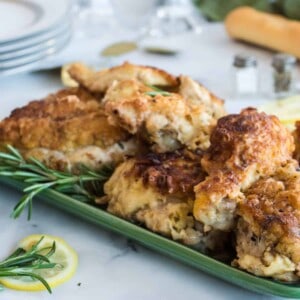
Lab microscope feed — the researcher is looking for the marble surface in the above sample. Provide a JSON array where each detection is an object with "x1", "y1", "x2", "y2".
[{"x1": 0, "y1": 23, "x2": 295, "y2": 300}]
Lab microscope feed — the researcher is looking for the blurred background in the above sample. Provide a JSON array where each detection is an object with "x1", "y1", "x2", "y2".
[
  {"x1": 3, "y1": 0, "x2": 300, "y2": 77},
  {"x1": 1, "y1": 0, "x2": 300, "y2": 112}
]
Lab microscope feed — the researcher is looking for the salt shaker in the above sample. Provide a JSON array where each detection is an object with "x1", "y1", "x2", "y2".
[
  {"x1": 232, "y1": 54, "x2": 258, "y2": 97},
  {"x1": 272, "y1": 53, "x2": 296, "y2": 97}
]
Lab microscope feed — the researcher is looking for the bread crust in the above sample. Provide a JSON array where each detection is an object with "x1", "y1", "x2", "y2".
[{"x1": 225, "y1": 7, "x2": 300, "y2": 58}]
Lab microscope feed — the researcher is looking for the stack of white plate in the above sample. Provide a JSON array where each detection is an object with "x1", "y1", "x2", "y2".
[{"x1": 0, "y1": 0, "x2": 72, "y2": 76}]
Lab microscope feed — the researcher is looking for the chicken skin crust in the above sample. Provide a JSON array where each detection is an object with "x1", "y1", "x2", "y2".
[
  {"x1": 0, "y1": 62, "x2": 225, "y2": 171},
  {"x1": 103, "y1": 150, "x2": 229, "y2": 250},
  {"x1": 67, "y1": 62, "x2": 225, "y2": 153},
  {"x1": 103, "y1": 79, "x2": 225, "y2": 153},
  {"x1": 293, "y1": 121, "x2": 300, "y2": 162},
  {"x1": 0, "y1": 88, "x2": 136, "y2": 171},
  {"x1": 235, "y1": 162, "x2": 300, "y2": 281},
  {"x1": 68, "y1": 61, "x2": 179, "y2": 94},
  {"x1": 103, "y1": 150, "x2": 228, "y2": 249},
  {"x1": 194, "y1": 108, "x2": 294, "y2": 232}
]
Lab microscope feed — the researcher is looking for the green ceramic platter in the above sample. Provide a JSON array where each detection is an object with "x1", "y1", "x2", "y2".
[{"x1": 1, "y1": 176, "x2": 300, "y2": 298}]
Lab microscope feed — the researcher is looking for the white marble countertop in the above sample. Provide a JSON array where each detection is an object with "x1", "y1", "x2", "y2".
[{"x1": 0, "y1": 22, "x2": 295, "y2": 300}]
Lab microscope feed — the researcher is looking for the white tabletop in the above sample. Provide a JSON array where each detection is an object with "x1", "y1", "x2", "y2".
[{"x1": 0, "y1": 22, "x2": 292, "y2": 300}]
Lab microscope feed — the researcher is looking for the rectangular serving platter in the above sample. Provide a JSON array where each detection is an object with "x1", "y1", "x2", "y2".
[{"x1": 1, "y1": 176, "x2": 300, "y2": 298}]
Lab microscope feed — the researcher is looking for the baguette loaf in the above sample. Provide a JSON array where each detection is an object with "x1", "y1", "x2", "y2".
[{"x1": 225, "y1": 6, "x2": 300, "y2": 58}]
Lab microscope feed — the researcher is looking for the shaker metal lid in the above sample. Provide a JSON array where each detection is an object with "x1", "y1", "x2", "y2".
[
  {"x1": 233, "y1": 54, "x2": 257, "y2": 68},
  {"x1": 272, "y1": 53, "x2": 297, "y2": 71}
]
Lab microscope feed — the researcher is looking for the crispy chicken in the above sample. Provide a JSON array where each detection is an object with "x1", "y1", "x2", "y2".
[
  {"x1": 194, "y1": 108, "x2": 294, "y2": 232},
  {"x1": 103, "y1": 78, "x2": 225, "y2": 152},
  {"x1": 103, "y1": 150, "x2": 204, "y2": 245},
  {"x1": 178, "y1": 75, "x2": 224, "y2": 120},
  {"x1": 0, "y1": 62, "x2": 225, "y2": 171},
  {"x1": 66, "y1": 62, "x2": 225, "y2": 152},
  {"x1": 234, "y1": 162, "x2": 300, "y2": 281},
  {"x1": 0, "y1": 88, "x2": 137, "y2": 171},
  {"x1": 293, "y1": 121, "x2": 300, "y2": 162},
  {"x1": 68, "y1": 61, "x2": 179, "y2": 94},
  {"x1": 103, "y1": 150, "x2": 227, "y2": 249},
  {"x1": 4, "y1": 61, "x2": 300, "y2": 280}
]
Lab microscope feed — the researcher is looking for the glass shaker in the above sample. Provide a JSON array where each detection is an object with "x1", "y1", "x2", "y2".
[
  {"x1": 271, "y1": 53, "x2": 296, "y2": 97},
  {"x1": 232, "y1": 54, "x2": 258, "y2": 98}
]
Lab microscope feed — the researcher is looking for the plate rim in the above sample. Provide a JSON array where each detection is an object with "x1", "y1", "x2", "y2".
[
  {"x1": 0, "y1": 24, "x2": 72, "y2": 61},
  {"x1": 0, "y1": 34, "x2": 71, "y2": 76},
  {"x1": 0, "y1": 0, "x2": 71, "y2": 44},
  {"x1": 0, "y1": 19, "x2": 72, "y2": 53},
  {"x1": 0, "y1": 30, "x2": 71, "y2": 69}
]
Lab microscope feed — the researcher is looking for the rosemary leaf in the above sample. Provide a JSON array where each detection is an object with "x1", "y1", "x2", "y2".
[
  {"x1": 6, "y1": 145, "x2": 24, "y2": 160},
  {"x1": 145, "y1": 84, "x2": 165, "y2": 92},
  {"x1": 0, "y1": 237, "x2": 56, "y2": 293},
  {"x1": 29, "y1": 157, "x2": 50, "y2": 171},
  {"x1": 145, "y1": 91, "x2": 171, "y2": 97}
]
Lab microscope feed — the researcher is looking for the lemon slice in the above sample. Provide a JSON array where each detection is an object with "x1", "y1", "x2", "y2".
[
  {"x1": 61, "y1": 63, "x2": 79, "y2": 87},
  {"x1": 259, "y1": 95, "x2": 300, "y2": 130},
  {"x1": 0, "y1": 234, "x2": 78, "y2": 292}
]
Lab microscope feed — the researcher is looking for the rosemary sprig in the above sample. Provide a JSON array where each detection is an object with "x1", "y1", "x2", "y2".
[
  {"x1": 145, "y1": 84, "x2": 167, "y2": 92},
  {"x1": 0, "y1": 145, "x2": 113, "y2": 220},
  {"x1": 145, "y1": 91, "x2": 171, "y2": 97},
  {"x1": 0, "y1": 236, "x2": 56, "y2": 293},
  {"x1": 145, "y1": 84, "x2": 171, "y2": 97}
]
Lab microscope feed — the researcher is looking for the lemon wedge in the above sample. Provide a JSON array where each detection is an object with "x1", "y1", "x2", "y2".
[
  {"x1": 259, "y1": 95, "x2": 300, "y2": 130},
  {"x1": 0, "y1": 234, "x2": 78, "y2": 292},
  {"x1": 61, "y1": 63, "x2": 79, "y2": 87}
]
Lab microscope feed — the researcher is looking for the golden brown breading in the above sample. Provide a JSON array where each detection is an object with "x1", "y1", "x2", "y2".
[
  {"x1": 194, "y1": 108, "x2": 294, "y2": 232},
  {"x1": 0, "y1": 88, "x2": 127, "y2": 150},
  {"x1": 129, "y1": 150, "x2": 206, "y2": 196},
  {"x1": 0, "y1": 62, "x2": 225, "y2": 172},
  {"x1": 103, "y1": 150, "x2": 229, "y2": 250},
  {"x1": 178, "y1": 75, "x2": 225, "y2": 120},
  {"x1": 67, "y1": 62, "x2": 226, "y2": 153},
  {"x1": 103, "y1": 79, "x2": 222, "y2": 152},
  {"x1": 293, "y1": 121, "x2": 300, "y2": 162},
  {"x1": 68, "y1": 61, "x2": 179, "y2": 94},
  {"x1": 234, "y1": 162, "x2": 300, "y2": 281},
  {"x1": 103, "y1": 150, "x2": 208, "y2": 246},
  {"x1": 104, "y1": 150, "x2": 205, "y2": 213},
  {"x1": 0, "y1": 88, "x2": 137, "y2": 171}
]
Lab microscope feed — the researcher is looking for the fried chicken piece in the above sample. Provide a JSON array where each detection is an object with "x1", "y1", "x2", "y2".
[
  {"x1": 68, "y1": 62, "x2": 225, "y2": 152},
  {"x1": 0, "y1": 88, "x2": 137, "y2": 171},
  {"x1": 103, "y1": 150, "x2": 211, "y2": 246},
  {"x1": 178, "y1": 75, "x2": 225, "y2": 120},
  {"x1": 194, "y1": 108, "x2": 294, "y2": 232},
  {"x1": 103, "y1": 79, "x2": 224, "y2": 152},
  {"x1": 103, "y1": 150, "x2": 229, "y2": 250},
  {"x1": 234, "y1": 162, "x2": 300, "y2": 281},
  {"x1": 293, "y1": 121, "x2": 300, "y2": 162},
  {"x1": 68, "y1": 61, "x2": 179, "y2": 94}
]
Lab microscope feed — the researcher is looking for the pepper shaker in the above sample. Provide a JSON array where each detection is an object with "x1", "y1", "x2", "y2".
[
  {"x1": 272, "y1": 53, "x2": 296, "y2": 97},
  {"x1": 232, "y1": 54, "x2": 258, "y2": 97}
]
